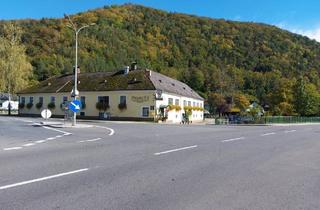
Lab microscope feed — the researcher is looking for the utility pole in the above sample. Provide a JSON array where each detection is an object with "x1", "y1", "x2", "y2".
[{"x1": 64, "y1": 14, "x2": 95, "y2": 126}]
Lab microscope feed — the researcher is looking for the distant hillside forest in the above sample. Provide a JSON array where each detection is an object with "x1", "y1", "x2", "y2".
[{"x1": 1, "y1": 4, "x2": 320, "y2": 116}]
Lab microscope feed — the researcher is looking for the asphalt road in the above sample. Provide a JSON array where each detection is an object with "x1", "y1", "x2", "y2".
[{"x1": 0, "y1": 116, "x2": 320, "y2": 210}]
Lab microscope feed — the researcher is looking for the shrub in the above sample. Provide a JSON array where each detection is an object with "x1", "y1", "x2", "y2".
[
  {"x1": 26, "y1": 103, "x2": 33, "y2": 109},
  {"x1": 118, "y1": 103, "x2": 127, "y2": 110},
  {"x1": 96, "y1": 102, "x2": 109, "y2": 111},
  {"x1": 36, "y1": 102, "x2": 43, "y2": 109},
  {"x1": 19, "y1": 103, "x2": 25, "y2": 109},
  {"x1": 48, "y1": 102, "x2": 56, "y2": 110}
]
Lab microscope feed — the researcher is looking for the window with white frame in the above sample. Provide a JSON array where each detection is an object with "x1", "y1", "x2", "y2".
[
  {"x1": 142, "y1": 107, "x2": 149, "y2": 117},
  {"x1": 183, "y1": 100, "x2": 187, "y2": 106},
  {"x1": 50, "y1": 96, "x2": 55, "y2": 103},
  {"x1": 175, "y1": 99, "x2": 180, "y2": 105},
  {"x1": 21, "y1": 97, "x2": 25, "y2": 104},
  {"x1": 168, "y1": 98, "x2": 173, "y2": 105},
  {"x1": 29, "y1": 97, "x2": 33, "y2": 104},
  {"x1": 120, "y1": 96, "x2": 126, "y2": 104},
  {"x1": 188, "y1": 101, "x2": 191, "y2": 106}
]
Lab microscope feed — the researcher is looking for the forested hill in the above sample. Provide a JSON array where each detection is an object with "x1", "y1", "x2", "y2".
[{"x1": 3, "y1": 4, "x2": 320, "y2": 115}]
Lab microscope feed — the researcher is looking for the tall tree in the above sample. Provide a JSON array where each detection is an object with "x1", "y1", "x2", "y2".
[{"x1": 0, "y1": 23, "x2": 33, "y2": 114}]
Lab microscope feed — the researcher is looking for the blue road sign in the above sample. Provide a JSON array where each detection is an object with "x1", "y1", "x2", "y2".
[{"x1": 69, "y1": 99, "x2": 81, "y2": 113}]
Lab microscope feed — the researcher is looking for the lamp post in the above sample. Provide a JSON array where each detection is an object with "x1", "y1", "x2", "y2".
[{"x1": 64, "y1": 14, "x2": 95, "y2": 126}]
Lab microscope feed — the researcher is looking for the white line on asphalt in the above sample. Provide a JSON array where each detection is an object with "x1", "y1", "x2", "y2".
[
  {"x1": 261, "y1": 132, "x2": 276, "y2": 136},
  {"x1": 22, "y1": 143, "x2": 35, "y2": 147},
  {"x1": 95, "y1": 125, "x2": 115, "y2": 136},
  {"x1": 3, "y1": 147, "x2": 23, "y2": 151},
  {"x1": 284, "y1": 130, "x2": 297, "y2": 133},
  {"x1": 46, "y1": 137, "x2": 55, "y2": 140},
  {"x1": 41, "y1": 125, "x2": 72, "y2": 135},
  {"x1": 78, "y1": 138, "x2": 102, "y2": 143},
  {"x1": 154, "y1": 145, "x2": 198, "y2": 156},
  {"x1": 56, "y1": 135, "x2": 63, "y2": 138},
  {"x1": 221, "y1": 137, "x2": 245, "y2": 143},
  {"x1": 35, "y1": 140, "x2": 46, "y2": 143},
  {"x1": 0, "y1": 168, "x2": 89, "y2": 190}
]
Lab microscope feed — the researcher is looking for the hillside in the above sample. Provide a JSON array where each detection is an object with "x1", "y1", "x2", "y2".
[{"x1": 1, "y1": 4, "x2": 320, "y2": 115}]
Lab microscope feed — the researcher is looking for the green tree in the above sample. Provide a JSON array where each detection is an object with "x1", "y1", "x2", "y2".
[
  {"x1": 0, "y1": 23, "x2": 33, "y2": 115},
  {"x1": 0, "y1": 23, "x2": 33, "y2": 93},
  {"x1": 293, "y1": 77, "x2": 320, "y2": 116}
]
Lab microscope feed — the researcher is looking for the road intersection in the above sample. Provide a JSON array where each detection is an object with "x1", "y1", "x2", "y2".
[{"x1": 0, "y1": 116, "x2": 320, "y2": 209}]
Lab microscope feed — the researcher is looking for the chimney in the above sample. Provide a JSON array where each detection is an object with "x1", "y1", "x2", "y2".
[{"x1": 130, "y1": 62, "x2": 137, "y2": 71}]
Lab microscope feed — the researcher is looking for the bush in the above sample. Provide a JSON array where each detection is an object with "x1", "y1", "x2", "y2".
[
  {"x1": 96, "y1": 102, "x2": 109, "y2": 111},
  {"x1": 118, "y1": 103, "x2": 127, "y2": 110},
  {"x1": 19, "y1": 103, "x2": 25, "y2": 109},
  {"x1": 26, "y1": 103, "x2": 33, "y2": 109},
  {"x1": 36, "y1": 102, "x2": 43, "y2": 109},
  {"x1": 48, "y1": 102, "x2": 56, "y2": 110}
]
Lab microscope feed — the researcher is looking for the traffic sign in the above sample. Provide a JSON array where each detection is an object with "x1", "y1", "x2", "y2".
[
  {"x1": 68, "y1": 99, "x2": 81, "y2": 113},
  {"x1": 41, "y1": 109, "x2": 52, "y2": 119}
]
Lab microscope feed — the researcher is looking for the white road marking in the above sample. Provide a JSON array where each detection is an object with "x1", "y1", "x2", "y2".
[
  {"x1": 40, "y1": 125, "x2": 72, "y2": 136},
  {"x1": 261, "y1": 132, "x2": 276, "y2": 136},
  {"x1": 154, "y1": 145, "x2": 198, "y2": 156},
  {"x1": 35, "y1": 140, "x2": 46, "y2": 143},
  {"x1": 22, "y1": 143, "x2": 35, "y2": 147},
  {"x1": 284, "y1": 130, "x2": 297, "y2": 133},
  {"x1": 78, "y1": 138, "x2": 102, "y2": 143},
  {"x1": 3, "y1": 147, "x2": 23, "y2": 151},
  {"x1": 95, "y1": 125, "x2": 115, "y2": 136},
  {"x1": 46, "y1": 137, "x2": 55, "y2": 140},
  {"x1": 56, "y1": 135, "x2": 63, "y2": 138},
  {"x1": 0, "y1": 168, "x2": 89, "y2": 190},
  {"x1": 221, "y1": 137, "x2": 245, "y2": 143}
]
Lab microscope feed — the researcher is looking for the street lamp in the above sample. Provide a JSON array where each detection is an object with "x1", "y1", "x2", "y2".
[{"x1": 64, "y1": 14, "x2": 95, "y2": 126}]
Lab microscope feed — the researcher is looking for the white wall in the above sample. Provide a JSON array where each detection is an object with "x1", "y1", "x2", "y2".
[{"x1": 156, "y1": 92, "x2": 204, "y2": 123}]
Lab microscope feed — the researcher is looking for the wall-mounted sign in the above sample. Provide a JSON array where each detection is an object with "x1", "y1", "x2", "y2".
[{"x1": 131, "y1": 96, "x2": 150, "y2": 103}]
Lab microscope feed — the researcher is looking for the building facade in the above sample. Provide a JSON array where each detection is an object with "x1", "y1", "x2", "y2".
[{"x1": 18, "y1": 68, "x2": 204, "y2": 123}]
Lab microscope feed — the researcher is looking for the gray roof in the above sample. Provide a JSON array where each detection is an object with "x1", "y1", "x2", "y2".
[
  {"x1": 18, "y1": 69, "x2": 203, "y2": 100},
  {"x1": 148, "y1": 70, "x2": 203, "y2": 100}
]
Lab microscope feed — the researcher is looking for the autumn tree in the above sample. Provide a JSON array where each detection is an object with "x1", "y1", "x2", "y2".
[{"x1": 0, "y1": 23, "x2": 33, "y2": 114}]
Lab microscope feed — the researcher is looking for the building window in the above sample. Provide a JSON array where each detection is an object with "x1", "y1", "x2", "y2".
[
  {"x1": 63, "y1": 96, "x2": 68, "y2": 102},
  {"x1": 150, "y1": 106, "x2": 155, "y2": 111},
  {"x1": 80, "y1": 96, "x2": 86, "y2": 108},
  {"x1": 142, "y1": 107, "x2": 149, "y2": 117},
  {"x1": 168, "y1": 98, "x2": 173, "y2": 105},
  {"x1": 21, "y1": 97, "x2": 25, "y2": 104},
  {"x1": 175, "y1": 99, "x2": 180, "y2": 106},
  {"x1": 200, "y1": 103, "x2": 203, "y2": 108},
  {"x1": 39, "y1": 97, "x2": 43, "y2": 104},
  {"x1": 197, "y1": 102, "x2": 199, "y2": 107},
  {"x1": 183, "y1": 100, "x2": 187, "y2": 106},
  {"x1": 80, "y1": 112, "x2": 85, "y2": 116},
  {"x1": 29, "y1": 97, "x2": 33, "y2": 104},
  {"x1": 51, "y1": 96, "x2": 55, "y2": 103},
  {"x1": 193, "y1": 102, "x2": 196, "y2": 107},
  {"x1": 98, "y1": 96, "x2": 109, "y2": 104},
  {"x1": 188, "y1": 101, "x2": 191, "y2": 106},
  {"x1": 120, "y1": 96, "x2": 126, "y2": 104}
]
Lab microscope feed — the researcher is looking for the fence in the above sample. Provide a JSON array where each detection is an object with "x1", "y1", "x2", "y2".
[{"x1": 264, "y1": 116, "x2": 320, "y2": 124}]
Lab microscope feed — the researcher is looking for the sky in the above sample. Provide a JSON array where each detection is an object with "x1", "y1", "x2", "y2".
[{"x1": 1, "y1": 0, "x2": 320, "y2": 41}]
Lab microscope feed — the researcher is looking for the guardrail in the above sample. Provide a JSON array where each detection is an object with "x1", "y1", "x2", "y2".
[{"x1": 264, "y1": 116, "x2": 320, "y2": 124}]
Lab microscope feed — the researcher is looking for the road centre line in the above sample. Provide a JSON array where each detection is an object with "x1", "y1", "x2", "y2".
[
  {"x1": 3, "y1": 147, "x2": 23, "y2": 151},
  {"x1": 284, "y1": 130, "x2": 297, "y2": 133},
  {"x1": 154, "y1": 145, "x2": 198, "y2": 156},
  {"x1": 95, "y1": 125, "x2": 115, "y2": 136},
  {"x1": 261, "y1": 132, "x2": 276, "y2": 136},
  {"x1": 22, "y1": 143, "x2": 35, "y2": 147},
  {"x1": 78, "y1": 138, "x2": 102, "y2": 143},
  {"x1": 0, "y1": 168, "x2": 89, "y2": 190},
  {"x1": 221, "y1": 137, "x2": 245, "y2": 143}
]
